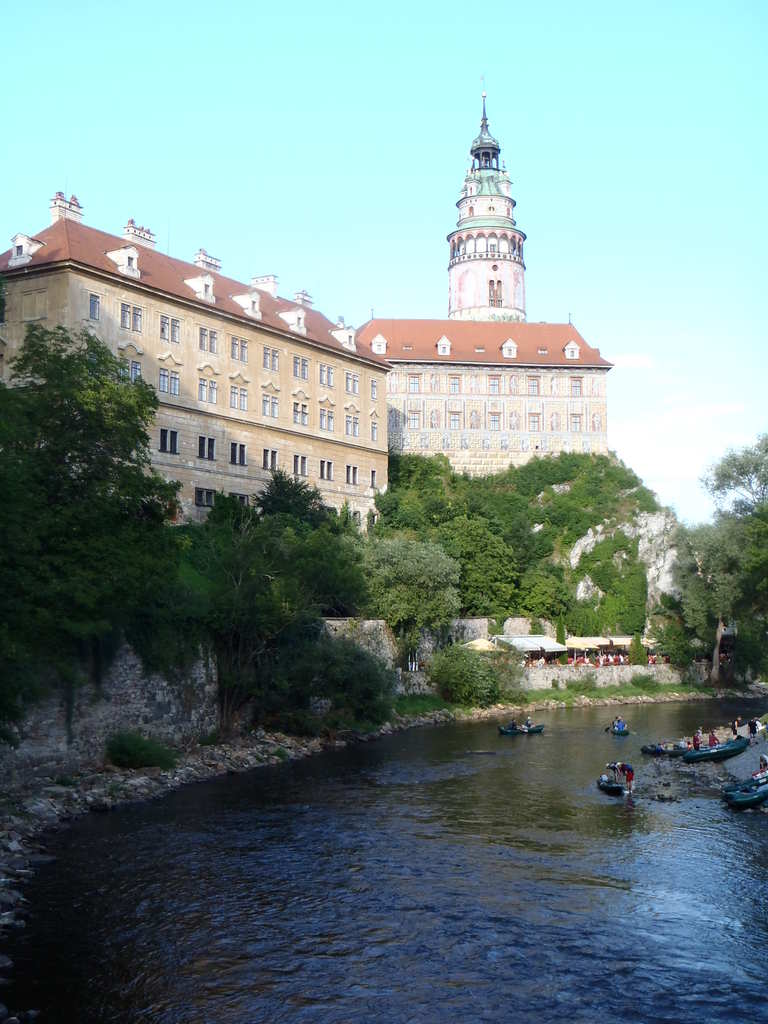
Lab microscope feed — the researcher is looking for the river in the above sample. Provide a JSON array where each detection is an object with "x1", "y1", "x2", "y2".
[{"x1": 5, "y1": 698, "x2": 768, "y2": 1023}]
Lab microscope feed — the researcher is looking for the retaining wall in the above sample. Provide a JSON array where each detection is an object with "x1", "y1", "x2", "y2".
[{"x1": 521, "y1": 663, "x2": 684, "y2": 691}]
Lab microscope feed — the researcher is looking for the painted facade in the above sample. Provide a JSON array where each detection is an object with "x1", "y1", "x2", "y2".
[{"x1": 0, "y1": 197, "x2": 388, "y2": 522}]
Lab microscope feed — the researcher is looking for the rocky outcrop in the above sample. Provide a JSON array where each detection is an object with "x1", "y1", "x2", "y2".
[{"x1": 576, "y1": 575, "x2": 604, "y2": 602}]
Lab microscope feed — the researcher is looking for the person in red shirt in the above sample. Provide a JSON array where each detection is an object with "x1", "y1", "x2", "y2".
[{"x1": 708, "y1": 730, "x2": 719, "y2": 748}]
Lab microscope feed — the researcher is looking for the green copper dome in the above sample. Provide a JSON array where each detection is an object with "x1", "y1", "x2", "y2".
[{"x1": 470, "y1": 93, "x2": 500, "y2": 158}]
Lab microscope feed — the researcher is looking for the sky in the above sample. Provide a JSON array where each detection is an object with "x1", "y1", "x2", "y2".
[{"x1": 2, "y1": 0, "x2": 766, "y2": 523}]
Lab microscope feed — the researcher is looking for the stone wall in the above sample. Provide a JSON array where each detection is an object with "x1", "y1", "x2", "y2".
[
  {"x1": 520, "y1": 663, "x2": 683, "y2": 691},
  {"x1": 324, "y1": 618, "x2": 399, "y2": 668},
  {"x1": 0, "y1": 645, "x2": 218, "y2": 786}
]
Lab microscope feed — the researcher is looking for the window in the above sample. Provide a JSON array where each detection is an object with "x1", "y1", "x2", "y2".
[
  {"x1": 120, "y1": 303, "x2": 131, "y2": 330},
  {"x1": 198, "y1": 435, "x2": 216, "y2": 460},
  {"x1": 293, "y1": 356, "x2": 309, "y2": 379},
  {"x1": 199, "y1": 379, "x2": 216, "y2": 403},
  {"x1": 293, "y1": 454, "x2": 308, "y2": 477},
  {"x1": 159, "y1": 428, "x2": 178, "y2": 454},
  {"x1": 320, "y1": 459, "x2": 334, "y2": 481},
  {"x1": 263, "y1": 346, "x2": 279, "y2": 371},
  {"x1": 571, "y1": 414, "x2": 583, "y2": 432},
  {"x1": 571, "y1": 377, "x2": 583, "y2": 397},
  {"x1": 345, "y1": 372, "x2": 359, "y2": 394},
  {"x1": 489, "y1": 376, "x2": 500, "y2": 395},
  {"x1": 407, "y1": 411, "x2": 420, "y2": 429},
  {"x1": 449, "y1": 376, "x2": 460, "y2": 394},
  {"x1": 195, "y1": 488, "x2": 214, "y2": 507},
  {"x1": 230, "y1": 442, "x2": 246, "y2": 466},
  {"x1": 127, "y1": 255, "x2": 135, "y2": 270},
  {"x1": 130, "y1": 361, "x2": 141, "y2": 382},
  {"x1": 239, "y1": 387, "x2": 247, "y2": 411},
  {"x1": 345, "y1": 465, "x2": 359, "y2": 485},
  {"x1": 449, "y1": 412, "x2": 460, "y2": 430},
  {"x1": 293, "y1": 402, "x2": 309, "y2": 426},
  {"x1": 231, "y1": 337, "x2": 247, "y2": 361},
  {"x1": 230, "y1": 493, "x2": 250, "y2": 506},
  {"x1": 199, "y1": 327, "x2": 208, "y2": 351},
  {"x1": 159, "y1": 368, "x2": 169, "y2": 392},
  {"x1": 171, "y1": 318, "x2": 180, "y2": 343},
  {"x1": 89, "y1": 294, "x2": 100, "y2": 321},
  {"x1": 132, "y1": 307, "x2": 142, "y2": 333},
  {"x1": 319, "y1": 408, "x2": 335, "y2": 431},
  {"x1": 170, "y1": 371, "x2": 180, "y2": 396},
  {"x1": 344, "y1": 415, "x2": 359, "y2": 437},
  {"x1": 371, "y1": 379, "x2": 378, "y2": 400},
  {"x1": 160, "y1": 314, "x2": 170, "y2": 340},
  {"x1": 371, "y1": 420, "x2": 378, "y2": 442},
  {"x1": 528, "y1": 413, "x2": 541, "y2": 432},
  {"x1": 320, "y1": 363, "x2": 335, "y2": 387},
  {"x1": 527, "y1": 377, "x2": 540, "y2": 396},
  {"x1": 230, "y1": 385, "x2": 239, "y2": 409},
  {"x1": 209, "y1": 380, "x2": 217, "y2": 404},
  {"x1": 262, "y1": 395, "x2": 279, "y2": 417},
  {"x1": 370, "y1": 469, "x2": 377, "y2": 489},
  {"x1": 408, "y1": 375, "x2": 420, "y2": 394},
  {"x1": 489, "y1": 413, "x2": 500, "y2": 431},
  {"x1": 208, "y1": 331, "x2": 217, "y2": 355},
  {"x1": 262, "y1": 449, "x2": 278, "y2": 470}
]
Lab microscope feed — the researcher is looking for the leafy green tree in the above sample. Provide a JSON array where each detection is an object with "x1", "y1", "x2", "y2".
[
  {"x1": 705, "y1": 435, "x2": 768, "y2": 514},
  {"x1": 256, "y1": 467, "x2": 332, "y2": 526},
  {"x1": 0, "y1": 326, "x2": 179, "y2": 737},
  {"x1": 427, "y1": 646, "x2": 501, "y2": 707},
  {"x1": 628, "y1": 633, "x2": 646, "y2": 666},
  {"x1": 364, "y1": 536, "x2": 460, "y2": 655},
  {"x1": 517, "y1": 569, "x2": 569, "y2": 622},
  {"x1": 436, "y1": 515, "x2": 518, "y2": 616}
]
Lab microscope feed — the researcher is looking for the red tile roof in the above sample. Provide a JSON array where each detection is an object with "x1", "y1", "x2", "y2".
[
  {"x1": 0, "y1": 218, "x2": 389, "y2": 368},
  {"x1": 356, "y1": 318, "x2": 612, "y2": 368}
]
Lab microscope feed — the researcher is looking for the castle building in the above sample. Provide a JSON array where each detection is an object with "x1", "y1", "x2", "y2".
[
  {"x1": 356, "y1": 95, "x2": 612, "y2": 476},
  {"x1": 0, "y1": 196, "x2": 388, "y2": 521}
]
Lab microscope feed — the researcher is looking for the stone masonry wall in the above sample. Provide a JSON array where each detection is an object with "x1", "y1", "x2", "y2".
[
  {"x1": 521, "y1": 663, "x2": 683, "y2": 691},
  {"x1": 0, "y1": 645, "x2": 218, "y2": 786}
]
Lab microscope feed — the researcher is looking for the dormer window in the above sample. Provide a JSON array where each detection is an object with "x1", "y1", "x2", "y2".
[
  {"x1": 184, "y1": 273, "x2": 216, "y2": 304},
  {"x1": 107, "y1": 245, "x2": 141, "y2": 279},
  {"x1": 474, "y1": 346, "x2": 485, "y2": 353},
  {"x1": 436, "y1": 335, "x2": 451, "y2": 356},
  {"x1": 331, "y1": 325, "x2": 356, "y2": 351},
  {"x1": 370, "y1": 333, "x2": 388, "y2": 355},
  {"x1": 232, "y1": 290, "x2": 262, "y2": 320},
  {"x1": 537, "y1": 347, "x2": 549, "y2": 355},
  {"x1": 278, "y1": 308, "x2": 307, "y2": 336},
  {"x1": 9, "y1": 233, "x2": 45, "y2": 268},
  {"x1": 502, "y1": 339, "x2": 517, "y2": 359},
  {"x1": 564, "y1": 341, "x2": 580, "y2": 360}
]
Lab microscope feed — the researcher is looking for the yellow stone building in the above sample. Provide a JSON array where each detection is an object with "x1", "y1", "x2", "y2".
[{"x1": 0, "y1": 194, "x2": 388, "y2": 521}]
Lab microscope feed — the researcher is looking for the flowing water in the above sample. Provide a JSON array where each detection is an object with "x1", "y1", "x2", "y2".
[{"x1": 6, "y1": 699, "x2": 768, "y2": 1023}]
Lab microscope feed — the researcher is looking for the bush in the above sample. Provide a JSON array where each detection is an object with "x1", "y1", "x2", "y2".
[
  {"x1": 106, "y1": 730, "x2": 177, "y2": 770},
  {"x1": 428, "y1": 646, "x2": 501, "y2": 707},
  {"x1": 629, "y1": 633, "x2": 646, "y2": 666},
  {"x1": 566, "y1": 671, "x2": 598, "y2": 692}
]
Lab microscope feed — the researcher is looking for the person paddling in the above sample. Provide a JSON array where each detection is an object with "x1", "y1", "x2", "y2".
[{"x1": 708, "y1": 729, "x2": 719, "y2": 748}]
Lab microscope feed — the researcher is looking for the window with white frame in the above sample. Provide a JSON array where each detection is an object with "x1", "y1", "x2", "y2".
[
  {"x1": 194, "y1": 488, "x2": 214, "y2": 507},
  {"x1": 89, "y1": 294, "x2": 100, "y2": 321},
  {"x1": 198, "y1": 435, "x2": 216, "y2": 460},
  {"x1": 449, "y1": 376, "x2": 460, "y2": 394},
  {"x1": 160, "y1": 314, "x2": 170, "y2": 341},
  {"x1": 320, "y1": 459, "x2": 334, "y2": 481},
  {"x1": 293, "y1": 355, "x2": 309, "y2": 379},
  {"x1": 231, "y1": 337, "x2": 248, "y2": 362},
  {"x1": 319, "y1": 408, "x2": 334, "y2": 431},
  {"x1": 570, "y1": 377, "x2": 583, "y2": 397},
  {"x1": 199, "y1": 327, "x2": 208, "y2": 351},
  {"x1": 130, "y1": 360, "x2": 141, "y2": 382},
  {"x1": 527, "y1": 377, "x2": 540, "y2": 396},
  {"x1": 489, "y1": 412, "x2": 500, "y2": 431},
  {"x1": 132, "y1": 307, "x2": 142, "y2": 332},
  {"x1": 345, "y1": 414, "x2": 359, "y2": 437},
  {"x1": 159, "y1": 428, "x2": 178, "y2": 454},
  {"x1": 320, "y1": 363, "x2": 335, "y2": 387},
  {"x1": 371, "y1": 420, "x2": 378, "y2": 442},
  {"x1": 262, "y1": 448, "x2": 278, "y2": 470},
  {"x1": 263, "y1": 346, "x2": 279, "y2": 371},
  {"x1": 209, "y1": 330, "x2": 218, "y2": 354},
  {"x1": 230, "y1": 386, "x2": 238, "y2": 409},
  {"x1": 262, "y1": 395, "x2": 279, "y2": 417},
  {"x1": 407, "y1": 375, "x2": 420, "y2": 393},
  {"x1": 571, "y1": 414, "x2": 582, "y2": 432},
  {"x1": 449, "y1": 412, "x2": 460, "y2": 429},
  {"x1": 489, "y1": 376, "x2": 500, "y2": 395},
  {"x1": 239, "y1": 387, "x2": 247, "y2": 411},
  {"x1": 345, "y1": 371, "x2": 359, "y2": 394},
  {"x1": 293, "y1": 454, "x2": 308, "y2": 477},
  {"x1": 370, "y1": 469, "x2": 377, "y2": 488},
  {"x1": 230, "y1": 442, "x2": 247, "y2": 466},
  {"x1": 169, "y1": 371, "x2": 180, "y2": 396},
  {"x1": 171, "y1": 318, "x2": 180, "y2": 343},
  {"x1": 198, "y1": 378, "x2": 217, "y2": 403},
  {"x1": 293, "y1": 402, "x2": 309, "y2": 426},
  {"x1": 407, "y1": 411, "x2": 420, "y2": 429},
  {"x1": 370, "y1": 379, "x2": 378, "y2": 400},
  {"x1": 345, "y1": 464, "x2": 358, "y2": 485},
  {"x1": 159, "y1": 368, "x2": 169, "y2": 392},
  {"x1": 528, "y1": 413, "x2": 541, "y2": 432}
]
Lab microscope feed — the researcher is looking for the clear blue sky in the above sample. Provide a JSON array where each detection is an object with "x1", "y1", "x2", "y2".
[{"x1": 3, "y1": 0, "x2": 766, "y2": 522}]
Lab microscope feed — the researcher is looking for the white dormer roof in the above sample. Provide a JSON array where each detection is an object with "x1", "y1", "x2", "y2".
[
  {"x1": 279, "y1": 307, "x2": 307, "y2": 336},
  {"x1": 231, "y1": 290, "x2": 262, "y2": 320},
  {"x1": 370, "y1": 333, "x2": 388, "y2": 355},
  {"x1": 106, "y1": 244, "x2": 141, "y2": 279},
  {"x1": 436, "y1": 335, "x2": 451, "y2": 356},
  {"x1": 184, "y1": 273, "x2": 216, "y2": 304},
  {"x1": 564, "y1": 340, "x2": 580, "y2": 359},
  {"x1": 8, "y1": 233, "x2": 45, "y2": 268},
  {"x1": 502, "y1": 338, "x2": 518, "y2": 358},
  {"x1": 331, "y1": 325, "x2": 356, "y2": 351}
]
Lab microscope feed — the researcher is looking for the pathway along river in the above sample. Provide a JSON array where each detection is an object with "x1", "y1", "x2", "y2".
[{"x1": 6, "y1": 698, "x2": 768, "y2": 1023}]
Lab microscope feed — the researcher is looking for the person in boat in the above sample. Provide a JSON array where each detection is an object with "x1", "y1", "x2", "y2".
[
  {"x1": 753, "y1": 754, "x2": 768, "y2": 779},
  {"x1": 708, "y1": 729, "x2": 719, "y2": 748},
  {"x1": 523, "y1": 715, "x2": 533, "y2": 731},
  {"x1": 692, "y1": 729, "x2": 702, "y2": 751},
  {"x1": 615, "y1": 716, "x2": 625, "y2": 731}
]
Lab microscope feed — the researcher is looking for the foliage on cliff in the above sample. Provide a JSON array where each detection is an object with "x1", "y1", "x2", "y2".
[{"x1": 374, "y1": 451, "x2": 659, "y2": 634}]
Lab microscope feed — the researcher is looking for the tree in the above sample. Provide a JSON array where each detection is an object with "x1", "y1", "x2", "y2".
[
  {"x1": 436, "y1": 515, "x2": 518, "y2": 616},
  {"x1": 0, "y1": 326, "x2": 179, "y2": 737},
  {"x1": 628, "y1": 633, "x2": 646, "y2": 666},
  {"x1": 256, "y1": 467, "x2": 332, "y2": 526},
  {"x1": 556, "y1": 617, "x2": 567, "y2": 665},
  {"x1": 364, "y1": 537, "x2": 460, "y2": 655},
  {"x1": 705, "y1": 435, "x2": 768, "y2": 515}
]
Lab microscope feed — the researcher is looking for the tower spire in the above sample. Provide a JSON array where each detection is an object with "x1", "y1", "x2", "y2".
[{"x1": 481, "y1": 90, "x2": 488, "y2": 130}]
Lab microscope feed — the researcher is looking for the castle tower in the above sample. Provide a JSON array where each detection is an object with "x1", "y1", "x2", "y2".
[{"x1": 447, "y1": 94, "x2": 526, "y2": 322}]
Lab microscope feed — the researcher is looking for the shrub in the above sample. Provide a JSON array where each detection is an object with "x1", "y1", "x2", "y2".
[
  {"x1": 428, "y1": 646, "x2": 501, "y2": 707},
  {"x1": 629, "y1": 633, "x2": 646, "y2": 666},
  {"x1": 566, "y1": 671, "x2": 598, "y2": 692},
  {"x1": 106, "y1": 730, "x2": 177, "y2": 770}
]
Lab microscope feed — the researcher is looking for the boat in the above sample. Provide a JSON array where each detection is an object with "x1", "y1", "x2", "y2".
[
  {"x1": 722, "y1": 769, "x2": 768, "y2": 794},
  {"x1": 597, "y1": 774, "x2": 625, "y2": 796},
  {"x1": 610, "y1": 726, "x2": 630, "y2": 736},
  {"x1": 682, "y1": 737, "x2": 749, "y2": 764},
  {"x1": 723, "y1": 780, "x2": 768, "y2": 810},
  {"x1": 498, "y1": 723, "x2": 544, "y2": 735},
  {"x1": 641, "y1": 742, "x2": 688, "y2": 757}
]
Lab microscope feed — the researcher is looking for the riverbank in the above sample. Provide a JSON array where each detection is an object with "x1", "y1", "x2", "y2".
[{"x1": 1, "y1": 682, "x2": 767, "y2": 1020}]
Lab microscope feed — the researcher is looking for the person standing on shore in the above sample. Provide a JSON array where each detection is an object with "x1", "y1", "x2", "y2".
[{"x1": 732, "y1": 717, "x2": 741, "y2": 738}]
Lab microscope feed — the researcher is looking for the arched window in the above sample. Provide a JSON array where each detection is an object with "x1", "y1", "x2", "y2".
[
  {"x1": 489, "y1": 280, "x2": 495, "y2": 305},
  {"x1": 496, "y1": 280, "x2": 502, "y2": 306},
  {"x1": 468, "y1": 206, "x2": 474, "y2": 217}
]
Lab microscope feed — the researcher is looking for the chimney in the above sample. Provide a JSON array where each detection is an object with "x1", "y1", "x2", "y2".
[
  {"x1": 336, "y1": 315, "x2": 345, "y2": 329},
  {"x1": 50, "y1": 192, "x2": 84, "y2": 225},
  {"x1": 294, "y1": 289, "x2": 313, "y2": 308},
  {"x1": 123, "y1": 219, "x2": 157, "y2": 249},
  {"x1": 193, "y1": 248, "x2": 221, "y2": 273},
  {"x1": 251, "y1": 274, "x2": 278, "y2": 298}
]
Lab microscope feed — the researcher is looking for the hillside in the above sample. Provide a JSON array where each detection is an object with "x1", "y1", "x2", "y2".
[{"x1": 374, "y1": 452, "x2": 674, "y2": 635}]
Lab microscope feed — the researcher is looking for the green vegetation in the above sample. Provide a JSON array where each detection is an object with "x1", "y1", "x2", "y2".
[
  {"x1": 106, "y1": 731, "x2": 177, "y2": 770},
  {"x1": 629, "y1": 634, "x2": 646, "y2": 666},
  {"x1": 427, "y1": 646, "x2": 524, "y2": 707},
  {"x1": 393, "y1": 693, "x2": 453, "y2": 716},
  {"x1": 375, "y1": 451, "x2": 658, "y2": 634}
]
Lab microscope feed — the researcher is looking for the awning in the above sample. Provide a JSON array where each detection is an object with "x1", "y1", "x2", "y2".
[
  {"x1": 497, "y1": 635, "x2": 567, "y2": 653},
  {"x1": 461, "y1": 637, "x2": 498, "y2": 652},
  {"x1": 566, "y1": 636, "x2": 611, "y2": 649}
]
